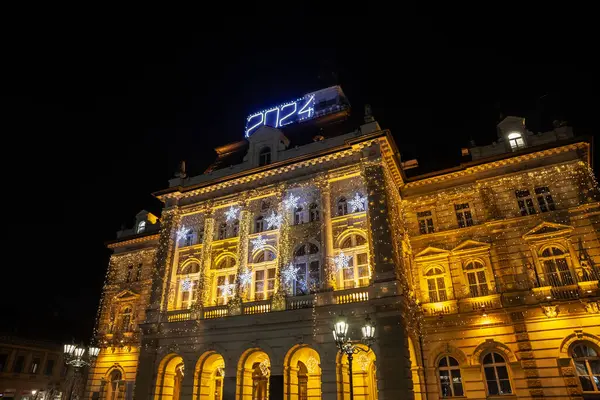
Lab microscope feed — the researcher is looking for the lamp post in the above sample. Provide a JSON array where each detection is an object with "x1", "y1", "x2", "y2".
[
  {"x1": 332, "y1": 314, "x2": 376, "y2": 399},
  {"x1": 63, "y1": 344, "x2": 100, "y2": 400}
]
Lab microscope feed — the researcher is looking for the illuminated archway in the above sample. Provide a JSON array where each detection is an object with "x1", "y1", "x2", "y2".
[
  {"x1": 154, "y1": 353, "x2": 185, "y2": 400},
  {"x1": 283, "y1": 345, "x2": 322, "y2": 399},
  {"x1": 104, "y1": 367, "x2": 125, "y2": 400},
  {"x1": 336, "y1": 345, "x2": 377, "y2": 400},
  {"x1": 194, "y1": 351, "x2": 225, "y2": 400},
  {"x1": 237, "y1": 348, "x2": 270, "y2": 400}
]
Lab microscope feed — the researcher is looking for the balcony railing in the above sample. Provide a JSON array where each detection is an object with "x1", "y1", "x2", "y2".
[{"x1": 163, "y1": 287, "x2": 369, "y2": 323}]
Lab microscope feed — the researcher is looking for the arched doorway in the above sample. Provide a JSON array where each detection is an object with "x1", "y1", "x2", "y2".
[
  {"x1": 195, "y1": 351, "x2": 225, "y2": 400},
  {"x1": 154, "y1": 354, "x2": 185, "y2": 400},
  {"x1": 283, "y1": 345, "x2": 322, "y2": 399},
  {"x1": 237, "y1": 349, "x2": 270, "y2": 400},
  {"x1": 336, "y1": 345, "x2": 377, "y2": 400}
]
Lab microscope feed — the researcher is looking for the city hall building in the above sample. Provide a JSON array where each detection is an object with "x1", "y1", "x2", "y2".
[{"x1": 86, "y1": 86, "x2": 600, "y2": 400}]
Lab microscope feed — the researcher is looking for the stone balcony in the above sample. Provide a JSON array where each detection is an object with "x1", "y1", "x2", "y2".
[{"x1": 164, "y1": 286, "x2": 371, "y2": 322}]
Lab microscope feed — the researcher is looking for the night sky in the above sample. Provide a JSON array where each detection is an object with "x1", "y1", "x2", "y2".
[{"x1": 2, "y1": 17, "x2": 596, "y2": 344}]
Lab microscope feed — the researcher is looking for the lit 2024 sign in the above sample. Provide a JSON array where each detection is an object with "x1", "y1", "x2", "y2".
[{"x1": 245, "y1": 93, "x2": 316, "y2": 137}]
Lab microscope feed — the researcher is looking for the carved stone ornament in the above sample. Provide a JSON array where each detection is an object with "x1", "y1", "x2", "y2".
[
  {"x1": 561, "y1": 366, "x2": 576, "y2": 377},
  {"x1": 529, "y1": 388, "x2": 544, "y2": 397},
  {"x1": 583, "y1": 300, "x2": 600, "y2": 314},
  {"x1": 227, "y1": 296, "x2": 242, "y2": 316},
  {"x1": 542, "y1": 304, "x2": 559, "y2": 318}
]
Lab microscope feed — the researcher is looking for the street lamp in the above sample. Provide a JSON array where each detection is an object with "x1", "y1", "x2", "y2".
[
  {"x1": 63, "y1": 344, "x2": 100, "y2": 400},
  {"x1": 332, "y1": 314, "x2": 376, "y2": 399}
]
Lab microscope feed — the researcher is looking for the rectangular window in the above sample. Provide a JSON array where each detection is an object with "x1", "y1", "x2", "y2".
[
  {"x1": 356, "y1": 253, "x2": 369, "y2": 287},
  {"x1": 417, "y1": 210, "x2": 435, "y2": 234},
  {"x1": 254, "y1": 269, "x2": 276, "y2": 300},
  {"x1": 30, "y1": 357, "x2": 41, "y2": 374},
  {"x1": 13, "y1": 355, "x2": 25, "y2": 373},
  {"x1": 454, "y1": 203, "x2": 473, "y2": 228},
  {"x1": 216, "y1": 274, "x2": 236, "y2": 305},
  {"x1": 309, "y1": 261, "x2": 320, "y2": 289},
  {"x1": 135, "y1": 263, "x2": 143, "y2": 281},
  {"x1": 515, "y1": 189, "x2": 536, "y2": 216},
  {"x1": 343, "y1": 258, "x2": 355, "y2": 289},
  {"x1": 534, "y1": 186, "x2": 556, "y2": 212},
  {"x1": 44, "y1": 359, "x2": 55, "y2": 376}
]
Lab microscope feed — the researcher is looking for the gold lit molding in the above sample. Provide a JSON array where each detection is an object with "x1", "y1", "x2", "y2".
[
  {"x1": 107, "y1": 234, "x2": 160, "y2": 249},
  {"x1": 405, "y1": 142, "x2": 589, "y2": 189}
]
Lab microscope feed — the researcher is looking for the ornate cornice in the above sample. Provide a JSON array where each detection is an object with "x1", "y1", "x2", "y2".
[{"x1": 107, "y1": 234, "x2": 160, "y2": 249}]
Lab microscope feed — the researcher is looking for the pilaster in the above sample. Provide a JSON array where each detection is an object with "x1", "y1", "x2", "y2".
[
  {"x1": 201, "y1": 213, "x2": 215, "y2": 306},
  {"x1": 318, "y1": 176, "x2": 336, "y2": 290}
]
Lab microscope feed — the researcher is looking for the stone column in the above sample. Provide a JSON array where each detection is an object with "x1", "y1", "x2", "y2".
[
  {"x1": 146, "y1": 208, "x2": 179, "y2": 323},
  {"x1": 133, "y1": 339, "x2": 158, "y2": 400},
  {"x1": 362, "y1": 162, "x2": 396, "y2": 282},
  {"x1": 230, "y1": 204, "x2": 251, "y2": 315},
  {"x1": 272, "y1": 187, "x2": 289, "y2": 311},
  {"x1": 319, "y1": 178, "x2": 336, "y2": 290},
  {"x1": 179, "y1": 358, "x2": 196, "y2": 400},
  {"x1": 200, "y1": 212, "x2": 215, "y2": 307}
]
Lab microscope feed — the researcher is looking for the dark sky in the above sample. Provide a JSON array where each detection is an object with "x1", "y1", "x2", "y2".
[{"x1": 2, "y1": 16, "x2": 596, "y2": 343}]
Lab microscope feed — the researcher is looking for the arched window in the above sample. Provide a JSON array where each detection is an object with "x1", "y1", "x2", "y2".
[
  {"x1": 294, "y1": 206, "x2": 304, "y2": 225},
  {"x1": 337, "y1": 233, "x2": 369, "y2": 289},
  {"x1": 218, "y1": 223, "x2": 228, "y2": 240},
  {"x1": 105, "y1": 370, "x2": 123, "y2": 400},
  {"x1": 181, "y1": 262, "x2": 200, "y2": 275},
  {"x1": 571, "y1": 342, "x2": 600, "y2": 392},
  {"x1": 465, "y1": 261, "x2": 489, "y2": 297},
  {"x1": 120, "y1": 307, "x2": 132, "y2": 332},
  {"x1": 255, "y1": 216, "x2": 265, "y2": 233},
  {"x1": 293, "y1": 242, "x2": 321, "y2": 295},
  {"x1": 309, "y1": 203, "x2": 319, "y2": 222},
  {"x1": 259, "y1": 147, "x2": 271, "y2": 166},
  {"x1": 507, "y1": 132, "x2": 525, "y2": 151},
  {"x1": 438, "y1": 356, "x2": 463, "y2": 397},
  {"x1": 137, "y1": 220, "x2": 146, "y2": 233},
  {"x1": 482, "y1": 352, "x2": 512, "y2": 396},
  {"x1": 425, "y1": 268, "x2": 447, "y2": 302},
  {"x1": 254, "y1": 250, "x2": 276, "y2": 264},
  {"x1": 539, "y1": 246, "x2": 574, "y2": 287},
  {"x1": 216, "y1": 256, "x2": 236, "y2": 270},
  {"x1": 337, "y1": 197, "x2": 348, "y2": 216}
]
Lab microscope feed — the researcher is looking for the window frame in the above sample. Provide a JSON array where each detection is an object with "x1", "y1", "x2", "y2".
[
  {"x1": 425, "y1": 267, "x2": 448, "y2": 303},
  {"x1": 259, "y1": 146, "x2": 272, "y2": 166},
  {"x1": 293, "y1": 242, "x2": 321, "y2": 295},
  {"x1": 454, "y1": 203, "x2": 474, "y2": 228},
  {"x1": 309, "y1": 202, "x2": 320, "y2": 222},
  {"x1": 482, "y1": 352, "x2": 513, "y2": 396},
  {"x1": 336, "y1": 234, "x2": 370, "y2": 289},
  {"x1": 417, "y1": 210, "x2": 436, "y2": 234},
  {"x1": 570, "y1": 342, "x2": 600, "y2": 393},
  {"x1": 137, "y1": 220, "x2": 146, "y2": 233},
  {"x1": 515, "y1": 186, "x2": 557, "y2": 216},
  {"x1": 507, "y1": 132, "x2": 526, "y2": 151},
  {"x1": 337, "y1": 197, "x2": 348, "y2": 216},
  {"x1": 538, "y1": 245, "x2": 574, "y2": 287},
  {"x1": 437, "y1": 355, "x2": 464, "y2": 397},
  {"x1": 464, "y1": 260, "x2": 489, "y2": 298}
]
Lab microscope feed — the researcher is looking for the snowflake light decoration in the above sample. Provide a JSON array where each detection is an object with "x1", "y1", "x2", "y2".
[
  {"x1": 259, "y1": 358, "x2": 270, "y2": 376},
  {"x1": 180, "y1": 278, "x2": 192, "y2": 292},
  {"x1": 306, "y1": 356, "x2": 319, "y2": 373},
  {"x1": 281, "y1": 263, "x2": 300, "y2": 285},
  {"x1": 239, "y1": 268, "x2": 253, "y2": 287},
  {"x1": 357, "y1": 353, "x2": 370, "y2": 371},
  {"x1": 176, "y1": 225, "x2": 188, "y2": 241},
  {"x1": 333, "y1": 251, "x2": 352, "y2": 272},
  {"x1": 225, "y1": 206, "x2": 240, "y2": 222},
  {"x1": 348, "y1": 193, "x2": 367, "y2": 212},
  {"x1": 265, "y1": 211, "x2": 283, "y2": 230},
  {"x1": 283, "y1": 193, "x2": 300, "y2": 210},
  {"x1": 251, "y1": 235, "x2": 267, "y2": 252},
  {"x1": 218, "y1": 278, "x2": 236, "y2": 299}
]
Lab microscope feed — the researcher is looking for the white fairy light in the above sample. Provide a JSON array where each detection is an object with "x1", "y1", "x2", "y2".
[
  {"x1": 281, "y1": 263, "x2": 300, "y2": 285},
  {"x1": 225, "y1": 206, "x2": 240, "y2": 222},
  {"x1": 348, "y1": 192, "x2": 367, "y2": 212},
  {"x1": 218, "y1": 278, "x2": 235, "y2": 299},
  {"x1": 333, "y1": 251, "x2": 352, "y2": 272},
  {"x1": 251, "y1": 235, "x2": 267, "y2": 252},
  {"x1": 176, "y1": 225, "x2": 188, "y2": 241},
  {"x1": 283, "y1": 193, "x2": 300, "y2": 210},
  {"x1": 265, "y1": 211, "x2": 283, "y2": 230},
  {"x1": 180, "y1": 278, "x2": 192, "y2": 292},
  {"x1": 239, "y1": 268, "x2": 252, "y2": 287}
]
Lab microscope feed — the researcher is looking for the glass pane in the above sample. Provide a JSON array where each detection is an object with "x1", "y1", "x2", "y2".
[
  {"x1": 439, "y1": 357, "x2": 448, "y2": 367},
  {"x1": 575, "y1": 361, "x2": 589, "y2": 376},
  {"x1": 449, "y1": 357, "x2": 459, "y2": 366},
  {"x1": 267, "y1": 280, "x2": 275, "y2": 291},
  {"x1": 439, "y1": 370, "x2": 450, "y2": 379},
  {"x1": 357, "y1": 253, "x2": 368, "y2": 264},
  {"x1": 499, "y1": 379, "x2": 512, "y2": 394},
  {"x1": 496, "y1": 366, "x2": 509, "y2": 379},
  {"x1": 477, "y1": 270, "x2": 487, "y2": 283},
  {"x1": 579, "y1": 376, "x2": 594, "y2": 392},
  {"x1": 493, "y1": 353, "x2": 505, "y2": 363},
  {"x1": 589, "y1": 360, "x2": 600, "y2": 375},
  {"x1": 358, "y1": 266, "x2": 369, "y2": 278},
  {"x1": 487, "y1": 380, "x2": 499, "y2": 395},
  {"x1": 453, "y1": 382, "x2": 464, "y2": 396},
  {"x1": 437, "y1": 277, "x2": 446, "y2": 289},
  {"x1": 343, "y1": 268, "x2": 354, "y2": 279},
  {"x1": 484, "y1": 366, "x2": 496, "y2": 380},
  {"x1": 267, "y1": 269, "x2": 276, "y2": 279}
]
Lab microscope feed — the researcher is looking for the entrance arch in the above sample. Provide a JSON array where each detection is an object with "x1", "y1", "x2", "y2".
[
  {"x1": 237, "y1": 348, "x2": 271, "y2": 400},
  {"x1": 194, "y1": 351, "x2": 225, "y2": 400},
  {"x1": 336, "y1": 345, "x2": 377, "y2": 400},
  {"x1": 283, "y1": 345, "x2": 322, "y2": 399},
  {"x1": 155, "y1": 353, "x2": 185, "y2": 400}
]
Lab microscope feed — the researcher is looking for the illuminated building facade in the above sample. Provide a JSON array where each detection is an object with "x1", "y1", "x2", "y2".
[{"x1": 86, "y1": 87, "x2": 600, "y2": 400}]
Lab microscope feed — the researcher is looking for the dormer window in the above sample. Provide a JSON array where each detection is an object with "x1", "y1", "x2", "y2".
[
  {"x1": 259, "y1": 147, "x2": 272, "y2": 166},
  {"x1": 137, "y1": 220, "x2": 146, "y2": 233},
  {"x1": 507, "y1": 132, "x2": 525, "y2": 151}
]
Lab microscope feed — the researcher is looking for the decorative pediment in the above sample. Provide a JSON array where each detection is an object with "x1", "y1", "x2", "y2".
[
  {"x1": 523, "y1": 222, "x2": 574, "y2": 241},
  {"x1": 451, "y1": 240, "x2": 491, "y2": 255},
  {"x1": 114, "y1": 290, "x2": 140, "y2": 302},
  {"x1": 414, "y1": 246, "x2": 450, "y2": 260}
]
